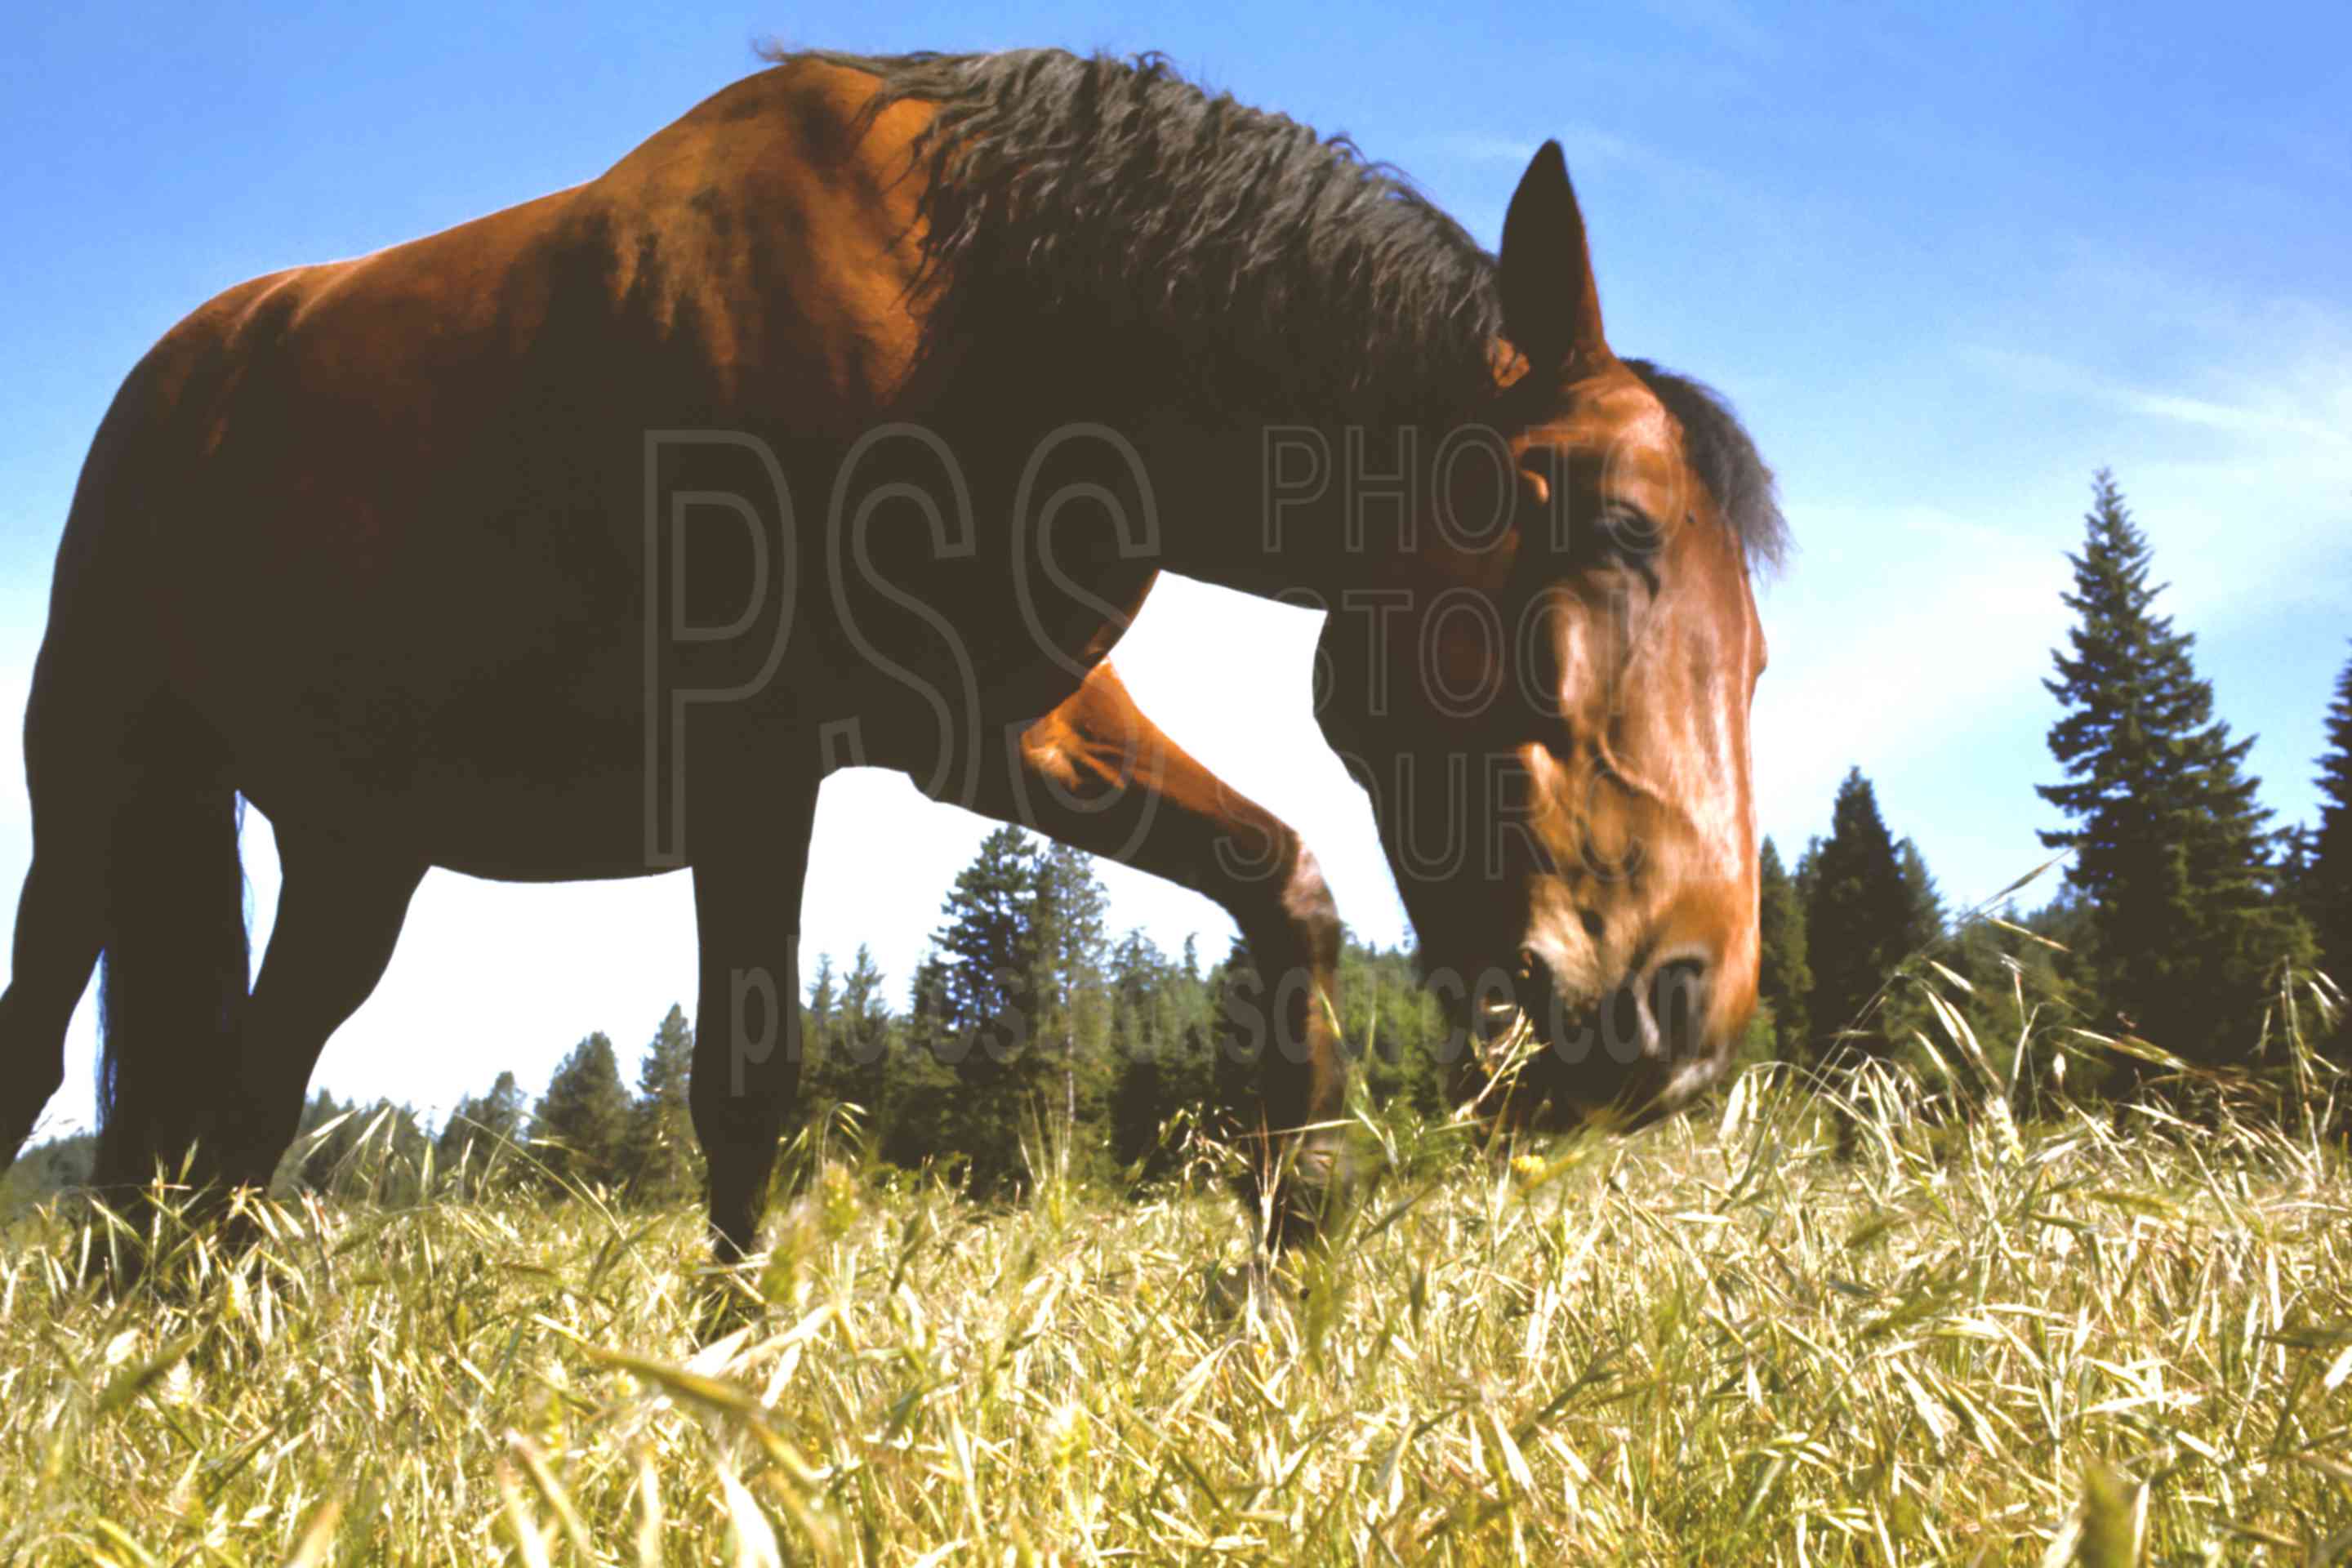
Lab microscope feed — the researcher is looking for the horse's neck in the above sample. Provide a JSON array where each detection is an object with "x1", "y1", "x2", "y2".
[
  {"x1": 1125, "y1": 412, "x2": 1459, "y2": 604},
  {"x1": 920, "y1": 323, "x2": 1500, "y2": 603}
]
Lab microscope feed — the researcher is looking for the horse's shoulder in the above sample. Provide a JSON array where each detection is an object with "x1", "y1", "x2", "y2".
[
  {"x1": 599, "y1": 59, "x2": 935, "y2": 210},
  {"x1": 99, "y1": 265, "x2": 331, "y2": 430}
]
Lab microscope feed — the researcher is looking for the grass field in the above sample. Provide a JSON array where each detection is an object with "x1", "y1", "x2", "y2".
[{"x1": 3, "y1": 1031, "x2": 2350, "y2": 1566}]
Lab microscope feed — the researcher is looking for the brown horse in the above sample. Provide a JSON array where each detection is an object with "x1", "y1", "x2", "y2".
[{"x1": 0, "y1": 49, "x2": 1784, "y2": 1258}]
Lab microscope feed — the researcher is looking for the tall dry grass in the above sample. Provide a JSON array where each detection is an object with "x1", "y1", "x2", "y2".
[{"x1": 2, "y1": 967, "x2": 2346, "y2": 1566}]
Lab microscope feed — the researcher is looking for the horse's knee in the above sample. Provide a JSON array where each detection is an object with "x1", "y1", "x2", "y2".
[
  {"x1": 1236, "y1": 835, "x2": 1339, "y2": 978},
  {"x1": 1279, "y1": 844, "x2": 1341, "y2": 968}
]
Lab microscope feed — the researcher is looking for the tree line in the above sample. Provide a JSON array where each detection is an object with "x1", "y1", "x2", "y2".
[
  {"x1": 5, "y1": 469, "x2": 2346, "y2": 1215},
  {"x1": 1, "y1": 831, "x2": 1467, "y2": 1211},
  {"x1": 1754, "y1": 471, "x2": 2348, "y2": 1089}
]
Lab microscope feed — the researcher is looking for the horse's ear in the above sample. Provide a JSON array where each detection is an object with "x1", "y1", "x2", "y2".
[{"x1": 1499, "y1": 140, "x2": 1608, "y2": 372}]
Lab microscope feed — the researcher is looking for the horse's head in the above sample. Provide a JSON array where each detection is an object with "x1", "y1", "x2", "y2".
[{"x1": 1316, "y1": 141, "x2": 1781, "y2": 1129}]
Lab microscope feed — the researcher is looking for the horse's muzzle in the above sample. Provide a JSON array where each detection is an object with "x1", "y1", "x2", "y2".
[{"x1": 1463, "y1": 949, "x2": 1720, "y2": 1128}]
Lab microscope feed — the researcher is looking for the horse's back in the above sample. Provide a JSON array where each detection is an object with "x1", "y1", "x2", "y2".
[
  {"x1": 41, "y1": 60, "x2": 1138, "y2": 874},
  {"x1": 62, "y1": 57, "x2": 929, "y2": 613}
]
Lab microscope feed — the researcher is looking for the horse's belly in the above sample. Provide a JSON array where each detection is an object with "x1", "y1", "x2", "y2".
[{"x1": 220, "y1": 644, "x2": 666, "y2": 877}]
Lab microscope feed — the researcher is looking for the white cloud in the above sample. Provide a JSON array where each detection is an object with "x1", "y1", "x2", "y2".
[
  {"x1": 1966, "y1": 343, "x2": 2352, "y2": 455},
  {"x1": 1960, "y1": 332, "x2": 2352, "y2": 628}
]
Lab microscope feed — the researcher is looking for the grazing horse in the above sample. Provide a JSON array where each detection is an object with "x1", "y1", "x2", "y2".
[{"x1": 0, "y1": 49, "x2": 1784, "y2": 1259}]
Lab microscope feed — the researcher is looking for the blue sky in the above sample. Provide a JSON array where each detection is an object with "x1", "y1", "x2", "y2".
[{"x1": 3, "y1": 2, "x2": 2346, "y2": 1132}]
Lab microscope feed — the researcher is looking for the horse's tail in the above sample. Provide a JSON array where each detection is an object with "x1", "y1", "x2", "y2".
[{"x1": 90, "y1": 693, "x2": 249, "y2": 1188}]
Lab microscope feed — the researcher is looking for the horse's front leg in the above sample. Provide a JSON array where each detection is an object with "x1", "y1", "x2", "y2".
[
  {"x1": 960, "y1": 661, "x2": 1348, "y2": 1249},
  {"x1": 687, "y1": 762, "x2": 822, "y2": 1265}
]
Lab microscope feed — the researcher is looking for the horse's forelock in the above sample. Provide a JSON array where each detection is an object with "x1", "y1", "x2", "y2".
[{"x1": 1621, "y1": 359, "x2": 1789, "y2": 572}]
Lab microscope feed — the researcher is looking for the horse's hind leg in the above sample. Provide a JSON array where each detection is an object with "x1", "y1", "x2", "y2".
[
  {"x1": 207, "y1": 826, "x2": 423, "y2": 1192},
  {"x1": 0, "y1": 826, "x2": 109, "y2": 1171},
  {"x1": 0, "y1": 657, "x2": 120, "y2": 1171}
]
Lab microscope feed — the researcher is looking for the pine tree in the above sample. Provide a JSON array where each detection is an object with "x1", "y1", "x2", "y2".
[
  {"x1": 295, "y1": 1098, "x2": 429, "y2": 1204},
  {"x1": 812, "y1": 944, "x2": 893, "y2": 1127},
  {"x1": 2037, "y1": 470, "x2": 2308, "y2": 1060},
  {"x1": 840, "y1": 946, "x2": 888, "y2": 1054},
  {"x1": 1032, "y1": 842, "x2": 1111, "y2": 1137},
  {"x1": 1756, "y1": 837, "x2": 1812, "y2": 1058},
  {"x1": 1804, "y1": 768, "x2": 1913, "y2": 1055},
  {"x1": 532, "y1": 1033, "x2": 631, "y2": 1192},
  {"x1": 436, "y1": 1069, "x2": 528, "y2": 1191},
  {"x1": 1793, "y1": 837, "x2": 1823, "y2": 917},
  {"x1": 888, "y1": 953, "x2": 960, "y2": 1170},
  {"x1": 802, "y1": 954, "x2": 837, "y2": 1091},
  {"x1": 621, "y1": 1005, "x2": 700, "y2": 1205},
  {"x1": 2310, "y1": 644, "x2": 2352, "y2": 992},
  {"x1": 2279, "y1": 826, "x2": 2316, "y2": 923},
  {"x1": 1339, "y1": 935, "x2": 1452, "y2": 1117},
  {"x1": 930, "y1": 826, "x2": 1044, "y2": 1071},
  {"x1": 1107, "y1": 929, "x2": 1182, "y2": 1170},
  {"x1": 479, "y1": 1071, "x2": 529, "y2": 1146},
  {"x1": 1897, "y1": 840, "x2": 1944, "y2": 955},
  {"x1": 923, "y1": 827, "x2": 1061, "y2": 1193}
]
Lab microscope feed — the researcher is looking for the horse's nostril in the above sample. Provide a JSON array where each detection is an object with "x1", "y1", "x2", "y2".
[
  {"x1": 1603, "y1": 982, "x2": 1650, "y2": 1061},
  {"x1": 1649, "y1": 958, "x2": 1710, "y2": 1058}
]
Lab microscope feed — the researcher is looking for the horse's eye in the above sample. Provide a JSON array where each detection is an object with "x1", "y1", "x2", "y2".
[
  {"x1": 1589, "y1": 505, "x2": 1665, "y2": 597},
  {"x1": 1599, "y1": 503, "x2": 1664, "y2": 559}
]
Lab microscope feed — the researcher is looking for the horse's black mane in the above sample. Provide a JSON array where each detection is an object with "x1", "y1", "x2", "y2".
[
  {"x1": 1624, "y1": 361, "x2": 1789, "y2": 571},
  {"x1": 768, "y1": 46, "x2": 1786, "y2": 567},
  {"x1": 782, "y1": 46, "x2": 1499, "y2": 419}
]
